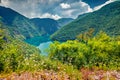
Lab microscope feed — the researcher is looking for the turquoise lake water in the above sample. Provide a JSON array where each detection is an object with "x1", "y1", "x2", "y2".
[{"x1": 37, "y1": 41, "x2": 52, "y2": 56}]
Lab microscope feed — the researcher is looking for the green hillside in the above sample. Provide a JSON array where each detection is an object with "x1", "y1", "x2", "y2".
[
  {"x1": 51, "y1": 1, "x2": 120, "y2": 41},
  {"x1": 30, "y1": 18, "x2": 59, "y2": 35},
  {"x1": 0, "y1": 6, "x2": 60, "y2": 41},
  {"x1": 0, "y1": 6, "x2": 42, "y2": 39},
  {"x1": 57, "y1": 18, "x2": 74, "y2": 27}
]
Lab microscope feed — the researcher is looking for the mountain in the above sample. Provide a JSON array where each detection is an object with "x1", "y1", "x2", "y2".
[
  {"x1": 0, "y1": 6, "x2": 75, "y2": 46},
  {"x1": 0, "y1": 6, "x2": 60, "y2": 40},
  {"x1": 30, "y1": 18, "x2": 59, "y2": 35},
  {"x1": 0, "y1": 6, "x2": 41, "y2": 39},
  {"x1": 51, "y1": 1, "x2": 120, "y2": 41},
  {"x1": 57, "y1": 18, "x2": 74, "y2": 27},
  {"x1": 30, "y1": 18, "x2": 74, "y2": 34},
  {"x1": 25, "y1": 18, "x2": 74, "y2": 46}
]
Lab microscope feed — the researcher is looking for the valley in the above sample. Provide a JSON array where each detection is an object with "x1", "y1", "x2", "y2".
[{"x1": 0, "y1": 0, "x2": 120, "y2": 80}]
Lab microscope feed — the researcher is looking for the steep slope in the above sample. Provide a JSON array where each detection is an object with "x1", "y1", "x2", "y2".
[
  {"x1": 57, "y1": 18, "x2": 74, "y2": 27},
  {"x1": 30, "y1": 18, "x2": 59, "y2": 35},
  {"x1": 0, "y1": 6, "x2": 70, "y2": 43},
  {"x1": 51, "y1": 1, "x2": 120, "y2": 41},
  {"x1": 25, "y1": 18, "x2": 74, "y2": 46},
  {"x1": 0, "y1": 6, "x2": 65, "y2": 40},
  {"x1": 0, "y1": 6, "x2": 41, "y2": 39}
]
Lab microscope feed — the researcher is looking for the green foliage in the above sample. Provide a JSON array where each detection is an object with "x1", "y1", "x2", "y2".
[
  {"x1": 49, "y1": 40, "x2": 88, "y2": 68},
  {"x1": 0, "y1": 29, "x2": 40, "y2": 73},
  {"x1": 51, "y1": 1, "x2": 120, "y2": 41},
  {"x1": 76, "y1": 28, "x2": 94, "y2": 42},
  {"x1": 49, "y1": 32, "x2": 120, "y2": 70},
  {"x1": 0, "y1": 28, "x2": 82, "y2": 79}
]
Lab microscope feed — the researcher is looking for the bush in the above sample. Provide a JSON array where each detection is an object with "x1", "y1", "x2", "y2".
[{"x1": 49, "y1": 32, "x2": 120, "y2": 70}]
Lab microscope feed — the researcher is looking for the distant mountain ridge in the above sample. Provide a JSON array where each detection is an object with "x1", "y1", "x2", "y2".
[
  {"x1": 57, "y1": 18, "x2": 74, "y2": 27},
  {"x1": 30, "y1": 18, "x2": 59, "y2": 35},
  {"x1": 51, "y1": 1, "x2": 120, "y2": 41}
]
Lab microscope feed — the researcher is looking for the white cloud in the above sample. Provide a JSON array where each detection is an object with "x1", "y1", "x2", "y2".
[
  {"x1": 55, "y1": 1, "x2": 93, "y2": 18},
  {"x1": 60, "y1": 3, "x2": 71, "y2": 9},
  {"x1": 62, "y1": 9, "x2": 75, "y2": 17},
  {"x1": 80, "y1": 1, "x2": 88, "y2": 7},
  {"x1": 0, "y1": 0, "x2": 9, "y2": 7},
  {"x1": 0, "y1": 0, "x2": 93, "y2": 19},
  {"x1": 22, "y1": 12, "x2": 61, "y2": 20},
  {"x1": 94, "y1": 0, "x2": 116, "y2": 11},
  {"x1": 40, "y1": 13, "x2": 61, "y2": 20},
  {"x1": 0, "y1": 0, "x2": 62, "y2": 20}
]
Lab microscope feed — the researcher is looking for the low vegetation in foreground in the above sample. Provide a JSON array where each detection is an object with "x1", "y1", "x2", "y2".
[
  {"x1": 49, "y1": 30, "x2": 120, "y2": 79},
  {"x1": 0, "y1": 27, "x2": 120, "y2": 80},
  {"x1": 0, "y1": 28, "x2": 81, "y2": 80}
]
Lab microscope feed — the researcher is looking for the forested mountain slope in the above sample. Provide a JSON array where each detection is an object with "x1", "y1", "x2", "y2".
[
  {"x1": 51, "y1": 1, "x2": 120, "y2": 41},
  {"x1": 0, "y1": 6, "x2": 41, "y2": 39},
  {"x1": 30, "y1": 18, "x2": 59, "y2": 35}
]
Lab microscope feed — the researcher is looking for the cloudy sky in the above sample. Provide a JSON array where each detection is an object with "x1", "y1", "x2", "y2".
[{"x1": 0, "y1": 0, "x2": 116, "y2": 20}]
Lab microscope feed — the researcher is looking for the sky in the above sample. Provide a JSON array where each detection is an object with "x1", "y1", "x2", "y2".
[{"x1": 0, "y1": 0, "x2": 116, "y2": 20}]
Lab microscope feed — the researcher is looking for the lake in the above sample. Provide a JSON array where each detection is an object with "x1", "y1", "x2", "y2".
[{"x1": 37, "y1": 41, "x2": 52, "y2": 56}]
